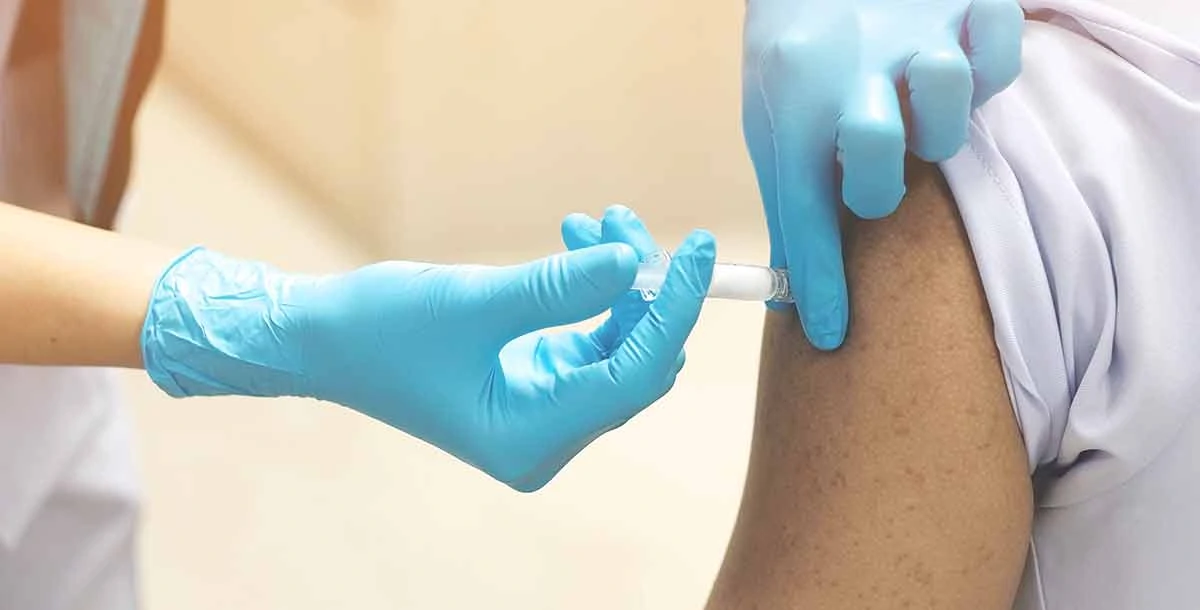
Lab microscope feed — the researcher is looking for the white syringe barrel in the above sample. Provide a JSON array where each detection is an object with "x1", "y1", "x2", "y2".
[{"x1": 631, "y1": 258, "x2": 792, "y2": 304}]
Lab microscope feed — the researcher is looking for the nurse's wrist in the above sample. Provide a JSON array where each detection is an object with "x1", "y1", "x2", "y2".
[{"x1": 141, "y1": 247, "x2": 311, "y2": 399}]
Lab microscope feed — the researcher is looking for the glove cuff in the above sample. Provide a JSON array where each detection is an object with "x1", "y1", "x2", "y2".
[{"x1": 141, "y1": 247, "x2": 311, "y2": 399}]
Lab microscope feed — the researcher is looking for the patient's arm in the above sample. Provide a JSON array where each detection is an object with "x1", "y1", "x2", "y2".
[{"x1": 707, "y1": 161, "x2": 1033, "y2": 609}]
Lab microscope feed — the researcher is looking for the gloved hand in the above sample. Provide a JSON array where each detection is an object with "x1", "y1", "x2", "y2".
[
  {"x1": 141, "y1": 209, "x2": 715, "y2": 491},
  {"x1": 743, "y1": 0, "x2": 1024, "y2": 349}
]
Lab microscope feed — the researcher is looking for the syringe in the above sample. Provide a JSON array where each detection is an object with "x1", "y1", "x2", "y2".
[{"x1": 630, "y1": 250, "x2": 792, "y2": 304}]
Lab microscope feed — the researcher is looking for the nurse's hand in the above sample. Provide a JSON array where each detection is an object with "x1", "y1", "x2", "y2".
[
  {"x1": 743, "y1": 0, "x2": 1023, "y2": 349},
  {"x1": 141, "y1": 210, "x2": 715, "y2": 491}
]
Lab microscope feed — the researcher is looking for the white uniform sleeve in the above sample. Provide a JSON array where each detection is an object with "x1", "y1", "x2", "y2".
[
  {"x1": 64, "y1": 0, "x2": 145, "y2": 222},
  {"x1": 940, "y1": 0, "x2": 1200, "y2": 507}
]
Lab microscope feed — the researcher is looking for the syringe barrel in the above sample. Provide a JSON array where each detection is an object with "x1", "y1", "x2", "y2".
[
  {"x1": 631, "y1": 260, "x2": 792, "y2": 304},
  {"x1": 709, "y1": 263, "x2": 791, "y2": 303}
]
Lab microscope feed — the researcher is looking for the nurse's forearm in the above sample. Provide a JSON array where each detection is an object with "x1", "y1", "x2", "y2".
[{"x1": 0, "y1": 201, "x2": 175, "y2": 368}]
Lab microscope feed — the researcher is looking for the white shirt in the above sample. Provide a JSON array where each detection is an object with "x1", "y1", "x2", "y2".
[{"x1": 941, "y1": 1, "x2": 1200, "y2": 607}]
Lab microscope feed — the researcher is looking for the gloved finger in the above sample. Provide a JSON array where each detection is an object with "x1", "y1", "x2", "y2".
[
  {"x1": 605, "y1": 230, "x2": 713, "y2": 404},
  {"x1": 905, "y1": 44, "x2": 974, "y2": 162},
  {"x1": 596, "y1": 206, "x2": 666, "y2": 348},
  {"x1": 493, "y1": 243, "x2": 639, "y2": 339},
  {"x1": 601, "y1": 205, "x2": 661, "y2": 259},
  {"x1": 561, "y1": 208, "x2": 662, "y2": 260},
  {"x1": 561, "y1": 213, "x2": 603, "y2": 250},
  {"x1": 512, "y1": 332, "x2": 688, "y2": 492},
  {"x1": 837, "y1": 74, "x2": 907, "y2": 220},
  {"x1": 561, "y1": 230, "x2": 715, "y2": 427},
  {"x1": 561, "y1": 213, "x2": 628, "y2": 351},
  {"x1": 761, "y1": 27, "x2": 851, "y2": 350},
  {"x1": 964, "y1": 0, "x2": 1024, "y2": 106},
  {"x1": 564, "y1": 207, "x2": 661, "y2": 344},
  {"x1": 562, "y1": 211, "x2": 628, "y2": 320},
  {"x1": 743, "y1": 75, "x2": 789, "y2": 285}
]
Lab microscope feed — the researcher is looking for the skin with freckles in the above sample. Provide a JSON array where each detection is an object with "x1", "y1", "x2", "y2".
[{"x1": 706, "y1": 159, "x2": 1033, "y2": 610}]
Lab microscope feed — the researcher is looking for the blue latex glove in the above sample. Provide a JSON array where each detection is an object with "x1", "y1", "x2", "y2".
[
  {"x1": 559, "y1": 207, "x2": 680, "y2": 342},
  {"x1": 142, "y1": 215, "x2": 716, "y2": 491},
  {"x1": 743, "y1": 0, "x2": 1024, "y2": 349}
]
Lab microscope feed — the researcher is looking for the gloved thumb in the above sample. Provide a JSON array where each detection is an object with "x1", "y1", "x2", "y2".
[{"x1": 492, "y1": 243, "x2": 639, "y2": 339}]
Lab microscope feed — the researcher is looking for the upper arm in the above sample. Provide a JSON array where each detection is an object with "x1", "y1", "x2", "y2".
[{"x1": 707, "y1": 160, "x2": 1033, "y2": 609}]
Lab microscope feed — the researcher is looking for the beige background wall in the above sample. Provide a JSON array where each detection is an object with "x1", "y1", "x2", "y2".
[
  {"x1": 376, "y1": 0, "x2": 758, "y2": 260},
  {"x1": 161, "y1": 0, "x2": 389, "y2": 243},
  {"x1": 160, "y1": 0, "x2": 762, "y2": 261}
]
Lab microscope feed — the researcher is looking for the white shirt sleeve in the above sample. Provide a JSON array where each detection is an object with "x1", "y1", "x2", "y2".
[{"x1": 940, "y1": 0, "x2": 1200, "y2": 507}]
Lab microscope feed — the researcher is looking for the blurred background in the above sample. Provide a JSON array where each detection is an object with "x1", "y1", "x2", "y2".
[{"x1": 116, "y1": 1, "x2": 770, "y2": 608}]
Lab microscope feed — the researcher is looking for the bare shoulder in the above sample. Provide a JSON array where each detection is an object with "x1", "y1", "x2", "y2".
[{"x1": 708, "y1": 160, "x2": 1032, "y2": 610}]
